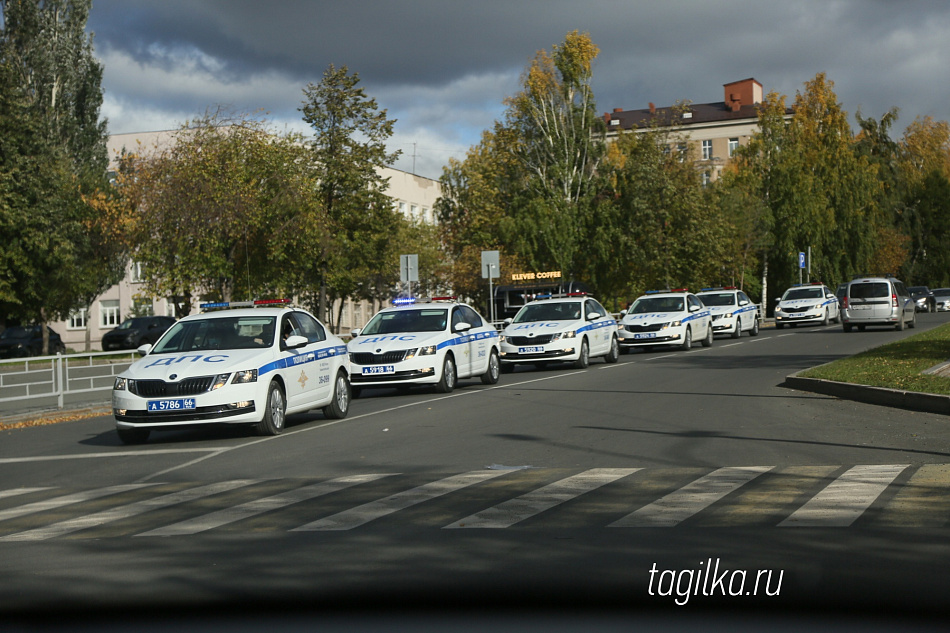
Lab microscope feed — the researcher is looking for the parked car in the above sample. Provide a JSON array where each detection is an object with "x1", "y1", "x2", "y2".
[
  {"x1": 0, "y1": 325, "x2": 66, "y2": 358},
  {"x1": 908, "y1": 286, "x2": 936, "y2": 312},
  {"x1": 101, "y1": 316, "x2": 177, "y2": 351},
  {"x1": 932, "y1": 288, "x2": 950, "y2": 312},
  {"x1": 840, "y1": 275, "x2": 916, "y2": 332}
]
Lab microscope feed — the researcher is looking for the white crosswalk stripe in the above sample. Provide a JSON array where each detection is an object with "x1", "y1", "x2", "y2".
[
  {"x1": 608, "y1": 466, "x2": 774, "y2": 527},
  {"x1": 0, "y1": 480, "x2": 259, "y2": 542},
  {"x1": 138, "y1": 474, "x2": 395, "y2": 537},
  {"x1": 779, "y1": 464, "x2": 910, "y2": 527},
  {"x1": 0, "y1": 488, "x2": 52, "y2": 500},
  {"x1": 0, "y1": 484, "x2": 156, "y2": 523},
  {"x1": 291, "y1": 470, "x2": 513, "y2": 531},
  {"x1": 445, "y1": 468, "x2": 641, "y2": 529}
]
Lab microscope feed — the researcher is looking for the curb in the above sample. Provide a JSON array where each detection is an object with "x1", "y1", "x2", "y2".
[{"x1": 784, "y1": 374, "x2": 950, "y2": 416}]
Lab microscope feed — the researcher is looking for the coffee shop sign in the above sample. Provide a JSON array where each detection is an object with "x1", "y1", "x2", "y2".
[{"x1": 511, "y1": 271, "x2": 562, "y2": 282}]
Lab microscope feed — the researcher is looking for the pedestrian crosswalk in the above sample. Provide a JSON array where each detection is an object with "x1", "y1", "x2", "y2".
[{"x1": 0, "y1": 464, "x2": 947, "y2": 541}]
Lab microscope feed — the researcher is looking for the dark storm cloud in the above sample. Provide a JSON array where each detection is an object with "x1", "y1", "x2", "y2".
[{"x1": 85, "y1": 0, "x2": 950, "y2": 178}]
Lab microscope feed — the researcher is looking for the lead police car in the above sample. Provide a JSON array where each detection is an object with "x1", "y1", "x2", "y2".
[
  {"x1": 498, "y1": 294, "x2": 619, "y2": 371},
  {"x1": 348, "y1": 297, "x2": 499, "y2": 395},
  {"x1": 774, "y1": 282, "x2": 840, "y2": 328},
  {"x1": 618, "y1": 289, "x2": 713, "y2": 351},
  {"x1": 112, "y1": 300, "x2": 351, "y2": 444},
  {"x1": 696, "y1": 287, "x2": 760, "y2": 338}
]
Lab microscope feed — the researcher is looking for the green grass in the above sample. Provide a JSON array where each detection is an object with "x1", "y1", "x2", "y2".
[{"x1": 799, "y1": 322, "x2": 950, "y2": 395}]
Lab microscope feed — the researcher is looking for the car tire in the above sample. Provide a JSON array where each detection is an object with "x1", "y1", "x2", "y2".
[
  {"x1": 701, "y1": 324, "x2": 713, "y2": 347},
  {"x1": 480, "y1": 349, "x2": 501, "y2": 384},
  {"x1": 749, "y1": 319, "x2": 759, "y2": 336},
  {"x1": 255, "y1": 381, "x2": 286, "y2": 436},
  {"x1": 896, "y1": 315, "x2": 905, "y2": 331},
  {"x1": 116, "y1": 427, "x2": 150, "y2": 445},
  {"x1": 821, "y1": 310, "x2": 829, "y2": 326},
  {"x1": 681, "y1": 326, "x2": 692, "y2": 350},
  {"x1": 322, "y1": 370, "x2": 350, "y2": 419},
  {"x1": 604, "y1": 335, "x2": 620, "y2": 364},
  {"x1": 573, "y1": 338, "x2": 590, "y2": 369},
  {"x1": 909, "y1": 312, "x2": 917, "y2": 329},
  {"x1": 435, "y1": 354, "x2": 457, "y2": 393},
  {"x1": 731, "y1": 321, "x2": 741, "y2": 339}
]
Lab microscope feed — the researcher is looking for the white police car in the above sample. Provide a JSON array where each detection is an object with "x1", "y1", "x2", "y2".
[
  {"x1": 112, "y1": 300, "x2": 350, "y2": 444},
  {"x1": 348, "y1": 297, "x2": 499, "y2": 395},
  {"x1": 499, "y1": 294, "x2": 619, "y2": 370},
  {"x1": 618, "y1": 289, "x2": 713, "y2": 351},
  {"x1": 696, "y1": 287, "x2": 760, "y2": 338},
  {"x1": 774, "y1": 282, "x2": 840, "y2": 328}
]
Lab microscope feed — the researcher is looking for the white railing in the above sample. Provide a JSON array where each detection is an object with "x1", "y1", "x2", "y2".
[{"x1": 0, "y1": 350, "x2": 139, "y2": 413}]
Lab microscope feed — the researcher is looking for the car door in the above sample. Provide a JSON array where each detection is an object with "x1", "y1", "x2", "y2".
[
  {"x1": 585, "y1": 299, "x2": 610, "y2": 355},
  {"x1": 278, "y1": 312, "x2": 329, "y2": 410},
  {"x1": 450, "y1": 306, "x2": 475, "y2": 377},
  {"x1": 461, "y1": 305, "x2": 490, "y2": 376},
  {"x1": 737, "y1": 291, "x2": 753, "y2": 331}
]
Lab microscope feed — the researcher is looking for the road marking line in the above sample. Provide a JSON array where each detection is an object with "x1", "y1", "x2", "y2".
[
  {"x1": 0, "y1": 488, "x2": 52, "y2": 499},
  {"x1": 0, "y1": 480, "x2": 259, "y2": 542},
  {"x1": 0, "y1": 484, "x2": 156, "y2": 523},
  {"x1": 445, "y1": 468, "x2": 641, "y2": 529},
  {"x1": 291, "y1": 470, "x2": 513, "y2": 531},
  {"x1": 779, "y1": 464, "x2": 909, "y2": 527},
  {"x1": 0, "y1": 448, "x2": 222, "y2": 465},
  {"x1": 609, "y1": 466, "x2": 773, "y2": 527},
  {"x1": 137, "y1": 474, "x2": 395, "y2": 536}
]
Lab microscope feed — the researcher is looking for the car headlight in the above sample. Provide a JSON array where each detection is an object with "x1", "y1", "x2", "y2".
[
  {"x1": 211, "y1": 373, "x2": 232, "y2": 390},
  {"x1": 552, "y1": 330, "x2": 576, "y2": 341},
  {"x1": 664, "y1": 321, "x2": 679, "y2": 329},
  {"x1": 114, "y1": 377, "x2": 128, "y2": 391},
  {"x1": 232, "y1": 369, "x2": 258, "y2": 384},
  {"x1": 405, "y1": 345, "x2": 437, "y2": 360}
]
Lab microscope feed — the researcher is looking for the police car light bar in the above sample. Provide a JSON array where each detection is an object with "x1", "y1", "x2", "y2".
[
  {"x1": 200, "y1": 299, "x2": 291, "y2": 310},
  {"x1": 645, "y1": 289, "x2": 671, "y2": 295},
  {"x1": 430, "y1": 296, "x2": 458, "y2": 302},
  {"x1": 671, "y1": 288, "x2": 689, "y2": 293},
  {"x1": 391, "y1": 297, "x2": 417, "y2": 305}
]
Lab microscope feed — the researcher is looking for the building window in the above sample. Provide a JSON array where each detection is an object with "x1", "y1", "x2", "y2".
[
  {"x1": 701, "y1": 171, "x2": 711, "y2": 187},
  {"x1": 100, "y1": 300, "x2": 120, "y2": 328},
  {"x1": 130, "y1": 261, "x2": 144, "y2": 283},
  {"x1": 398, "y1": 202, "x2": 407, "y2": 218},
  {"x1": 411, "y1": 205, "x2": 418, "y2": 219},
  {"x1": 702, "y1": 140, "x2": 713, "y2": 160},
  {"x1": 68, "y1": 308, "x2": 88, "y2": 330},
  {"x1": 728, "y1": 138, "x2": 739, "y2": 157}
]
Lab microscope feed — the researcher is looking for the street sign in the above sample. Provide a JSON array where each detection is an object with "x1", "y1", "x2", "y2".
[
  {"x1": 481, "y1": 250, "x2": 500, "y2": 279},
  {"x1": 400, "y1": 254, "x2": 419, "y2": 283},
  {"x1": 799, "y1": 252, "x2": 806, "y2": 269}
]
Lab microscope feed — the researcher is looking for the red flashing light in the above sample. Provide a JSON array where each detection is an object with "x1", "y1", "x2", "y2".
[
  {"x1": 431, "y1": 296, "x2": 457, "y2": 302},
  {"x1": 565, "y1": 292, "x2": 588, "y2": 297},
  {"x1": 672, "y1": 288, "x2": 689, "y2": 293},
  {"x1": 253, "y1": 299, "x2": 291, "y2": 305}
]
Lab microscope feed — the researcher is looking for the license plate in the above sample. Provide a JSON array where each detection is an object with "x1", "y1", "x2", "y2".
[
  {"x1": 854, "y1": 305, "x2": 871, "y2": 310},
  {"x1": 634, "y1": 333, "x2": 656, "y2": 339},
  {"x1": 518, "y1": 346, "x2": 544, "y2": 353},
  {"x1": 147, "y1": 398, "x2": 196, "y2": 412},
  {"x1": 362, "y1": 365, "x2": 395, "y2": 375}
]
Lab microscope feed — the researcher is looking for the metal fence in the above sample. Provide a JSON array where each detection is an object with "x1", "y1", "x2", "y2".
[{"x1": 0, "y1": 351, "x2": 138, "y2": 417}]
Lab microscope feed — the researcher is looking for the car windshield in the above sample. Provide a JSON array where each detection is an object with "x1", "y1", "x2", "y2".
[
  {"x1": 0, "y1": 327, "x2": 31, "y2": 340},
  {"x1": 151, "y1": 316, "x2": 276, "y2": 352},
  {"x1": 933, "y1": 288, "x2": 950, "y2": 298},
  {"x1": 849, "y1": 282, "x2": 890, "y2": 299},
  {"x1": 115, "y1": 318, "x2": 147, "y2": 330},
  {"x1": 629, "y1": 297, "x2": 684, "y2": 313},
  {"x1": 783, "y1": 288, "x2": 824, "y2": 300},
  {"x1": 512, "y1": 302, "x2": 582, "y2": 323},
  {"x1": 698, "y1": 293, "x2": 736, "y2": 307},
  {"x1": 361, "y1": 309, "x2": 448, "y2": 334},
  {"x1": 908, "y1": 287, "x2": 929, "y2": 296}
]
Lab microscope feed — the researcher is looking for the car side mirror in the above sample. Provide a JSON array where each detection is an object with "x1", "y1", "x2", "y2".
[
  {"x1": 620, "y1": 310, "x2": 627, "y2": 317},
  {"x1": 454, "y1": 322, "x2": 472, "y2": 333},
  {"x1": 689, "y1": 305, "x2": 700, "y2": 313},
  {"x1": 738, "y1": 300, "x2": 749, "y2": 306},
  {"x1": 350, "y1": 329, "x2": 361, "y2": 338},
  {"x1": 284, "y1": 334, "x2": 308, "y2": 349},
  {"x1": 502, "y1": 318, "x2": 512, "y2": 326},
  {"x1": 588, "y1": 312, "x2": 601, "y2": 321},
  {"x1": 136, "y1": 343, "x2": 152, "y2": 356}
]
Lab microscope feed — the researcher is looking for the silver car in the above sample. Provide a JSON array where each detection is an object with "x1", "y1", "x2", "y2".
[{"x1": 840, "y1": 276, "x2": 916, "y2": 332}]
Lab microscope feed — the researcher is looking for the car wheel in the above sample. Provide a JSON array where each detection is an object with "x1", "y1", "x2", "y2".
[
  {"x1": 481, "y1": 349, "x2": 501, "y2": 384},
  {"x1": 930, "y1": 300, "x2": 936, "y2": 313},
  {"x1": 255, "y1": 381, "x2": 286, "y2": 436},
  {"x1": 701, "y1": 323, "x2": 713, "y2": 347},
  {"x1": 681, "y1": 326, "x2": 692, "y2": 350},
  {"x1": 322, "y1": 371, "x2": 350, "y2": 419},
  {"x1": 435, "y1": 354, "x2": 457, "y2": 393},
  {"x1": 909, "y1": 311, "x2": 917, "y2": 329},
  {"x1": 731, "y1": 321, "x2": 741, "y2": 339},
  {"x1": 116, "y1": 427, "x2": 150, "y2": 445},
  {"x1": 821, "y1": 309, "x2": 829, "y2": 326},
  {"x1": 573, "y1": 339, "x2": 590, "y2": 369},
  {"x1": 896, "y1": 315, "x2": 905, "y2": 331},
  {"x1": 604, "y1": 335, "x2": 620, "y2": 364},
  {"x1": 749, "y1": 319, "x2": 760, "y2": 336}
]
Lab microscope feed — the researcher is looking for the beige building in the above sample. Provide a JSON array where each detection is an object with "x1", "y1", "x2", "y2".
[
  {"x1": 50, "y1": 130, "x2": 441, "y2": 351},
  {"x1": 603, "y1": 78, "x2": 790, "y2": 183}
]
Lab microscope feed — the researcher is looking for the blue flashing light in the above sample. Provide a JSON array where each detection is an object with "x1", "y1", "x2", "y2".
[
  {"x1": 200, "y1": 302, "x2": 230, "y2": 309},
  {"x1": 392, "y1": 297, "x2": 417, "y2": 306},
  {"x1": 645, "y1": 289, "x2": 671, "y2": 295}
]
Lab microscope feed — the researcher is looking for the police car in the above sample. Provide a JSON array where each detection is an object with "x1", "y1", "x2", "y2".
[
  {"x1": 498, "y1": 294, "x2": 619, "y2": 370},
  {"x1": 696, "y1": 287, "x2": 760, "y2": 338},
  {"x1": 774, "y1": 282, "x2": 840, "y2": 328},
  {"x1": 347, "y1": 297, "x2": 499, "y2": 395},
  {"x1": 617, "y1": 289, "x2": 713, "y2": 351},
  {"x1": 112, "y1": 300, "x2": 350, "y2": 444}
]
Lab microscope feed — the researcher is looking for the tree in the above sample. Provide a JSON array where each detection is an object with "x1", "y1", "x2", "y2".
[
  {"x1": 299, "y1": 64, "x2": 402, "y2": 326},
  {"x1": 0, "y1": 0, "x2": 119, "y2": 353},
  {"x1": 116, "y1": 112, "x2": 318, "y2": 314}
]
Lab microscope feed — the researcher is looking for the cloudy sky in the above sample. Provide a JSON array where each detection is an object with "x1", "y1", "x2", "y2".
[{"x1": 82, "y1": 0, "x2": 950, "y2": 179}]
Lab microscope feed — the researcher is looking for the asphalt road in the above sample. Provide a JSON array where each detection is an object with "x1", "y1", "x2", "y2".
[{"x1": 2, "y1": 314, "x2": 950, "y2": 628}]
